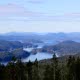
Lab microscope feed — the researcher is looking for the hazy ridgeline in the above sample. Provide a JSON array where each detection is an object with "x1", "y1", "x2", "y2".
[{"x1": 0, "y1": 55, "x2": 80, "y2": 80}]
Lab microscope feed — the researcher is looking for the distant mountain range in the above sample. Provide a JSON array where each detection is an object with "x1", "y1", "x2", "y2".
[{"x1": 1, "y1": 32, "x2": 80, "y2": 43}]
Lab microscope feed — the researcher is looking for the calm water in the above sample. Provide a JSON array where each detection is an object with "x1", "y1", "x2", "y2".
[
  {"x1": 22, "y1": 52, "x2": 53, "y2": 62},
  {"x1": 23, "y1": 42, "x2": 58, "y2": 62},
  {"x1": 23, "y1": 46, "x2": 56, "y2": 62},
  {"x1": 23, "y1": 48, "x2": 34, "y2": 52}
]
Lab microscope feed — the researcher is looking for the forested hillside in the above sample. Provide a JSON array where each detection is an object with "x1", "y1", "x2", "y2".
[
  {"x1": 0, "y1": 54, "x2": 80, "y2": 80},
  {"x1": 42, "y1": 40, "x2": 80, "y2": 56},
  {"x1": 0, "y1": 48, "x2": 30, "y2": 62},
  {"x1": 0, "y1": 40, "x2": 23, "y2": 52}
]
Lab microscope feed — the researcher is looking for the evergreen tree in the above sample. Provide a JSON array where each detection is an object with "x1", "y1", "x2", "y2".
[
  {"x1": 0, "y1": 64, "x2": 5, "y2": 80},
  {"x1": 52, "y1": 53, "x2": 60, "y2": 80},
  {"x1": 67, "y1": 56, "x2": 76, "y2": 80},
  {"x1": 6, "y1": 56, "x2": 17, "y2": 80},
  {"x1": 60, "y1": 61, "x2": 67, "y2": 80},
  {"x1": 33, "y1": 59, "x2": 40, "y2": 80},
  {"x1": 15, "y1": 59, "x2": 27, "y2": 80},
  {"x1": 75, "y1": 57, "x2": 80, "y2": 80},
  {"x1": 6, "y1": 62, "x2": 16, "y2": 80},
  {"x1": 43, "y1": 64, "x2": 53, "y2": 80},
  {"x1": 27, "y1": 60, "x2": 33, "y2": 80}
]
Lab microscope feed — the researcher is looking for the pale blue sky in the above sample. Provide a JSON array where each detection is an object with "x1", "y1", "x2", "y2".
[{"x1": 0, "y1": 0, "x2": 80, "y2": 33}]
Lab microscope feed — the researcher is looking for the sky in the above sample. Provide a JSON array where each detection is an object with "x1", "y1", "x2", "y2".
[{"x1": 0, "y1": 0, "x2": 80, "y2": 33}]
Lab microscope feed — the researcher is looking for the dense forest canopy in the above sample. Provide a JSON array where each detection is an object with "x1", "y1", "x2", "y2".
[{"x1": 0, "y1": 55, "x2": 80, "y2": 80}]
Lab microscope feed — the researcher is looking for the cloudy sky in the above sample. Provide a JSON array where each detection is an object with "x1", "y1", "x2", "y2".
[{"x1": 0, "y1": 0, "x2": 80, "y2": 33}]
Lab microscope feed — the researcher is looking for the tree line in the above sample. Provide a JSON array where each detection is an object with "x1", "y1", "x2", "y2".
[{"x1": 0, "y1": 54, "x2": 80, "y2": 80}]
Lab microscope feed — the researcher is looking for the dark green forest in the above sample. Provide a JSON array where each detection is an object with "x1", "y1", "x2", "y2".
[{"x1": 0, "y1": 54, "x2": 80, "y2": 80}]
